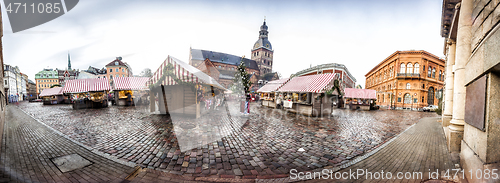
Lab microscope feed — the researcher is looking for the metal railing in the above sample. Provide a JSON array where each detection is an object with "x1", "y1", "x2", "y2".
[{"x1": 397, "y1": 73, "x2": 420, "y2": 77}]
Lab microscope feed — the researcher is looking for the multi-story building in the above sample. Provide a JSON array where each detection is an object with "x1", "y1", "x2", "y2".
[
  {"x1": 56, "y1": 54, "x2": 79, "y2": 86},
  {"x1": 365, "y1": 50, "x2": 445, "y2": 110},
  {"x1": 15, "y1": 69, "x2": 22, "y2": 101},
  {"x1": 440, "y1": 0, "x2": 500, "y2": 180},
  {"x1": 251, "y1": 19, "x2": 274, "y2": 75},
  {"x1": 3, "y1": 65, "x2": 19, "y2": 102},
  {"x1": 105, "y1": 57, "x2": 131, "y2": 84},
  {"x1": 27, "y1": 79, "x2": 36, "y2": 100},
  {"x1": 35, "y1": 69, "x2": 59, "y2": 96},
  {"x1": 291, "y1": 63, "x2": 357, "y2": 89},
  {"x1": 21, "y1": 73, "x2": 27, "y2": 100}
]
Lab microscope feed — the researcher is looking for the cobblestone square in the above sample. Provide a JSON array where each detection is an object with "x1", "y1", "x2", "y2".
[{"x1": 14, "y1": 101, "x2": 438, "y2": 179}]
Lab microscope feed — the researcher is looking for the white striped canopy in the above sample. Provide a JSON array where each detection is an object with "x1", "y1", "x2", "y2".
[
  {"x1": 257, "y1": 78, "x2": 290, "y2": 93},
  {"x1": 148, "y1": 56, "x2": 226, "y2": 90},
  {"x1": 278, "y1": 73, "x2": 339, "y2": 93},
  {"x1": 62, "y1": 78, "x2": 111, "y2": 93},
  {"x1": 39, "y1": 87, "x2": 63, "y2": 97},
  {"x1": 113, "y1": 77, "x2": 149, "y2": 90},
  {"x1": 344, "y1": 88, "x2": 376, "y2": 99}
]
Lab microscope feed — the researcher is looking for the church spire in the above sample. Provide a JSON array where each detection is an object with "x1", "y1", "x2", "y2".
[
  {"x1": 259, "y1": 18, "x2": 268, "y2": 38},
  {"x1": 68, "y1": 52, "x2": 72, "y2": 70}
]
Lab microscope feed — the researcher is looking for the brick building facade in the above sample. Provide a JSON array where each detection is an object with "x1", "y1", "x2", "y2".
[
  {"x1": 190, "y1": 50, "x2": 260, "y2": 88},
  {"x1": 365, "y1": 50, "x2": 445, "y2": 109}
]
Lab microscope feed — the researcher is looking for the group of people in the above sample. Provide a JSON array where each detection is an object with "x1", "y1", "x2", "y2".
[{"x1": 202, "y1": 94, "x2": 226, "y2": 111}]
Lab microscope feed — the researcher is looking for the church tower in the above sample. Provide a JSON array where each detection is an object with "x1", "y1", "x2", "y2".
[
  {"x1": 251, "y1": 19, "x2": 273, "y2": 75},
  {"x1": 68, "y1": 53, "x2": 72, "y2": 70}
]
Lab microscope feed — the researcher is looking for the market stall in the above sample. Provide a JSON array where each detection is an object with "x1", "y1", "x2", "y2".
[
  {"x1": 343, "y1": 88, "x2": 376, "y2": 110},
  {"x1": 277, "y1": 73, "x2": 339, "y2": 116},
  {"x1": 39, "y1": 87, "x2": 64, "y2": 105},
  {"x1": 256, "y1": 78, "x2": 289, "y2": 108},
  {"x1": 148, "y1": 56, "x2": 226, "y2": 118},
  {"x1": 62, "y1": 78, "x2": 111, "y2": 109},
  {"x1": 113, "y1": 77, "x2": 150, "y2": 106}
]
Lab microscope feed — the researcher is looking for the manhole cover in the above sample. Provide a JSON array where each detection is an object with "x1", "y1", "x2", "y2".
[{"x1": 51, "y1": 154, "x2": 93, "y2": 172}]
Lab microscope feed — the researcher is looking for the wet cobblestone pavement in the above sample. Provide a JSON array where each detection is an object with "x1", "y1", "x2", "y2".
[{"x1": 17, "y1": 101, "x2": 438, "y2": 179}]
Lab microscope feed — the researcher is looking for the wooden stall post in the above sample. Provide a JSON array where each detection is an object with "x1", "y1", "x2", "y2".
[
  {"x1": 150, "y1": 89, "x2": 156, "y2": 112},
  {"x1": 160, "y1": 85, "x2": 169, "y2": 114}
]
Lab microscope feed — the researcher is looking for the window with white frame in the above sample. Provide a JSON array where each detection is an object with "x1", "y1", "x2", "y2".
[{"x1": 407, "y1": 63, "x2": 413, "y2": 74}]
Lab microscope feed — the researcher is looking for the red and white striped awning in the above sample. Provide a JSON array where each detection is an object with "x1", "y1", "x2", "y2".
[
  {"x1": 62, "y1": 78, "x2": 111, "y2": 93},
  {"x1": 39, "y1": 87, "x2": 63, "y2": 97},
  {"x1": 257, "y1": 78, "x2": 290, "y2": 93},
  {"x1": 113, "y1": 77, "x2": 149, "y2": 90},
  {"x1": 148, "y1": 56, "x2": 226, "y2": 89},
  {"x1": 344, "y1": 88, "x2": 376, "y2": 99},
  {"x1": 278, "y1": 73, "x2": 339, "y2": 93}
]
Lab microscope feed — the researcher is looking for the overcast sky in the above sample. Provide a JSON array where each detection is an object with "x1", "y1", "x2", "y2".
[{"x1": 1, "y1": 0, "x2": 445, "y2": 88}]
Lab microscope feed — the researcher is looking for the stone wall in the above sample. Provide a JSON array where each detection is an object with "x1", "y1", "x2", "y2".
[{"x1": 457, "y1": 0, "x2": 500, "y2": 182}]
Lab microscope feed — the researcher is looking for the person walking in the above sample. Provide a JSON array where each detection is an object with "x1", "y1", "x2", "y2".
[{"x1": 244, "y1": 94, "x2": 250, "y2": 115}]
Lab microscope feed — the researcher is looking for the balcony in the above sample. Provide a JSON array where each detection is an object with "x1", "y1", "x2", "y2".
[{"x1": 397, "y1": 73, "x2": 420, "y2": 78}]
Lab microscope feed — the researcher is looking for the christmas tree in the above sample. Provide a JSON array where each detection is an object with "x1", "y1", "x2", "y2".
[{"x1": 232, "y1": 56, "x2": 253, "y2": 95}]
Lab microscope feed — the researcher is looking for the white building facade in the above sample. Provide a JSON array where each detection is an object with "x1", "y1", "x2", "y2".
[{"x1": 3, "y1": 65, "x2": 20, "y2": 102}]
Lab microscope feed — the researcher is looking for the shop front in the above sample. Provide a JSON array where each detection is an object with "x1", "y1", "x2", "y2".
[
  {"x1": 112, "y1": 77, "x2": 150, "y2": 106},
  {"x1": 277, "y1": 73, "x2": 339, "y2": 117},
  {"x1": 39, "y1": 87, "x2": 64, "y2": 105},
  {"x1": 343, "y1": 88, "x2": 377, "y2": 110},
  {"x1": 257, "y1": 78, "x2": 289, "y2": 108},
  {"x1": 62, "y1": 78, "x2": 111, "y2": 109}
]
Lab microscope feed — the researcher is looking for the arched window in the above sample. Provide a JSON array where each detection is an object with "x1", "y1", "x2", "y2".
[
  {"x1": 406, "y1": 83, "x2": 411, "y2": 89},
  {"x1": 404, "y1": 93, "x2": 412, "y2": 104},
  {"x1": 414, "y1": 63, "x2": 419, "y2": 74},
  {"x1": 428, "y1": 67, "x2": 432, "y2": 77},
  {"x1": 407, "y1": 63, "x2": 413, "y2": 74},
  {"x1": 439, "y1": 70, "x2": 442, "y2": 80},
  {"x1": 382, "y1": 94, "x2": 385, "y2": 102},
  {"x1": 432, "y1": 68, "x2": 436, "y2": 78},
  {"x1": 428, "y1": 87, "x2": 435, "y2": 105},
  {"x1": 400, "y1": 63, "x2": 406, "y2": 73}
]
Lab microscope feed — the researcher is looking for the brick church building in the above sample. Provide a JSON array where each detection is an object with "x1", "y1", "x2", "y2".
[{"x1": 189, "y1": 19, "x2": 277, "y2": 89}]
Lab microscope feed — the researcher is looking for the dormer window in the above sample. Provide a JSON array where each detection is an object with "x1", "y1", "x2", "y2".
[{"x1": 115, "y1": 61, "x2": 119, "y2": 66}]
